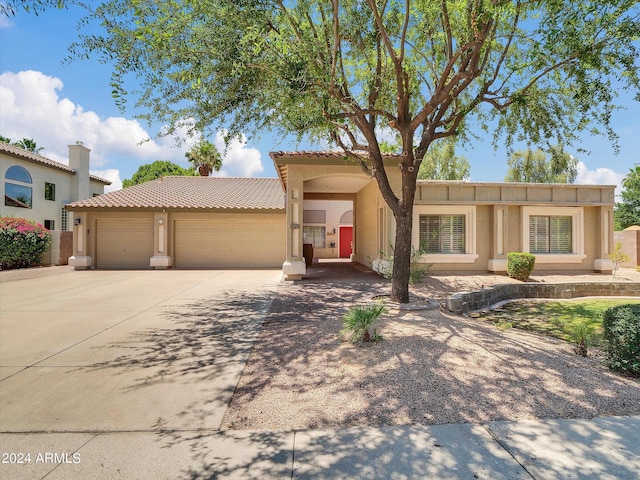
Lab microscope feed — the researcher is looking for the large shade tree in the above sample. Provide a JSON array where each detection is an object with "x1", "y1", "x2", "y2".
[
  {"x1": 505, "y1": 147, "x2": 578, "y2": 183},
  {"x1": 4, "y1": 1, "x2": 639, "y2": 302},
  {"x1": 122, "y1": 160, "x2": 196, "y2": 187}
]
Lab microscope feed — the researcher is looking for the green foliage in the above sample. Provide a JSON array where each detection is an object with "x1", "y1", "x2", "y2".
[
  {"x1": 340, "y1": 302, "x2": 386, "y2": 343},
  {"x1": 0, "y1": 217, "x2": 51, "y2": 270},
  {"x1": 495, "y1": 320, "x2": 513, "y2": 332},
  {"x1": 504, "y1": 147, "x2": 578, "y2": 183},
  {"x1": 476, "y1": 299, "x2": 639, "y2": 344},
  {"x1": 417, "y1": 140, "x2": 470, "y2": 181},
  {"x1": 565, "y1": 318, "x2": 597, "y2": 356},
  {"x1": 378, "y1": 245, "x2": 432, "y2": 285},
  {"x1": 608, "y1": 242, "x2": 631, "y2": 275},
  {"x1": 185, "y1": 140, "x2": 222, "y2": 176},
  {"x1": 122, "y1": 160, "x2": 196, "y2": 188},
  {"x1": 507, "y1": 253, "x2": 536, "y2": 281},
  {"x1": 614, "y1": 166, "x2": 640, "y2": 230},
  {"x1": 0, "y1": 135, "x2": 43, "y2": 153},
  {"x1": 602, "y1": 304, "x2": 640, "y2": 374}
]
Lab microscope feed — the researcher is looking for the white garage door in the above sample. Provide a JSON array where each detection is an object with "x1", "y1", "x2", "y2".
[
  {"x1": 174, "y1": 215, "x2": 285, "y2": 268},
  {"x1": 96, "y1": 219, "x2": 154, "y2": 269}
]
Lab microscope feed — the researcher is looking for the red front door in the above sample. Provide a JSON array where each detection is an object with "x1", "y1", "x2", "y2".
[{"x1": 339, "y1": 226, "x2": 353, "y2": 258}]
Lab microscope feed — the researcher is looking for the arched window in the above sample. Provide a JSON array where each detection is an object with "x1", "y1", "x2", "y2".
[
  {"x1": 5, "y1": 165, "x2": 33, "y2": 208},
  {"x1": 6, "y1": 166, "x2": 32, "y2": 183}
]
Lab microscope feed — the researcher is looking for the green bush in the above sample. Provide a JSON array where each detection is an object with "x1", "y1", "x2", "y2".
[
  {"x1": 0, "y1": 217, "x2": 51, "y2": 270},
  {"x1": 507, "y1": 252, "x2": 535, "y2": 281},
  {"x1": 340, "y1": 302, "x2": 386, "y2": 343},
  {"x1": 602, "y1": 304, "x2": 640, "y2": 374}
]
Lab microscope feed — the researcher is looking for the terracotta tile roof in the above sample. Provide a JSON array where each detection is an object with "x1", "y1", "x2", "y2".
[
  {"x1": 66, "y1": 176, "x2": 285, "y2": 210},
  {"x1": 0, "y1": 142, "x2": 111, "y2": 184}
]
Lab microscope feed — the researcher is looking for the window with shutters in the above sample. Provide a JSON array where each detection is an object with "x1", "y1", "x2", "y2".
[
  {"x1": 529, "y1": 216, "x2": 572, "y2": 254},
  {"x1": 412, "y1": 205, "x2": 478, "y2": 263},
  {"x1": 419, "y1": 215, "x2": 465, "y2": 254},
  {"x1": 521, "y1": 206, "x2": 585, "y2": 263}
]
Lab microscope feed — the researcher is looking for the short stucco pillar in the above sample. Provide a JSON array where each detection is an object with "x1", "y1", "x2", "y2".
[
  {"x1": 68, "y1": 211, "x2": 92, "y2": 270},
  {"x1": 282, "y1": 170, "x2": 306, "y2": 280},
  {"x1": 594, "y1": 206, "x2": 614, "y2": 273},
  {"x1": 488, "y1": 205, "x2": 508, "y2": 272},
  {"x1": 150, "y1": 212, "x2": 172, "y2": 269}
]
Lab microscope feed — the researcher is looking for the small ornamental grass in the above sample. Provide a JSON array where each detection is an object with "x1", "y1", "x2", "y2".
[
  {"x1": 340, "y1": 302, "x2": 386, "y2": 343},
  {"x1": 0, "y1": 217, "x2": 50, "y2": 270}
]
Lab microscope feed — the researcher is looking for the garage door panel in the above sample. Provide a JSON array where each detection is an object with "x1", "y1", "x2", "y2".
[
  {"x1": 96, "y1": 220, "x2": 154, "y2": 269},
  {"x1": 174, "y1": 217, "x2": 285, "y2": 268}
]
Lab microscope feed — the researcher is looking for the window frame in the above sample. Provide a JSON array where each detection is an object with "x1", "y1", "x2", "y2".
[
  {"x1": 4, "y1": 165, "x2": 33, "y2": 209},
  {"x1": 521, "y1": 206, "x2": 586, "y2": 263},
  {"x1": 303, "y1": 225, "x2": 326, "y2": 249},
  {"x1": 45, "y1": 182, "x2": 56, "y2": 201},
  {"x1": 412, "y1": 205, "x2": 478, "y2": 263}
]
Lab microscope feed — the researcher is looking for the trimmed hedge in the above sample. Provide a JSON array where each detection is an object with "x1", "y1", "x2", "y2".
[
  {"x1": 603, "y1": 304, "x2": 640, "y2": 374},
  {"x1": 0, "y1": 217, "x2": 51, "y2": 270},
  {"x1": 507, "y1": 252, "x2": 535, "y2": 281}
]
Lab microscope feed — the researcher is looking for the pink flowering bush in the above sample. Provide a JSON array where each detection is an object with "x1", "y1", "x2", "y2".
[{"x1": 0, "y1": 217, "x2": 51, "y2": 270}]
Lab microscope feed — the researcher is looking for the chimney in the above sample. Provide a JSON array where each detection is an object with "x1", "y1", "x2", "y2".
[{"x1": 68, "y1": 141, "x2": 91, "y2": 201}]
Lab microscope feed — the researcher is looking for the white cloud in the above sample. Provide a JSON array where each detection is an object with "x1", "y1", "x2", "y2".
[
  {"x1": 0, "y1": 70, "x2": 267, "y2": 185},
  {"x1": 212, "y1": 130, "x2": 264, "y2": 177},
  {"x1": 91, "y1": 169, "x2": 122, "y2": 193},
  {"x1": 575, "y1": 161, "x2": 625, "y2": 199},
  {"x1": 0, "y1": 70, "x2": 178, "y2": 165}
]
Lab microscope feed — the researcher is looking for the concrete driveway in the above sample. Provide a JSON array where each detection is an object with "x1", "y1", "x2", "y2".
[{"x1": 0, "y1": 268, "x2": 284, "y2": 479}]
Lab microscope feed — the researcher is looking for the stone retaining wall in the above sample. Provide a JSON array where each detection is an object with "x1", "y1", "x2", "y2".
[{"x1": 445, "y1": 282, "x2": 640, "y2": 314}]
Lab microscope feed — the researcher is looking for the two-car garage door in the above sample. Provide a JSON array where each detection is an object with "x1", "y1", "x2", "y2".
[
  {"x1": 173, "y1": 214, "x2": 285, "y2": 268},
  {"x1": 93, "y1": 213, "x2": 285, "y2": 269}
]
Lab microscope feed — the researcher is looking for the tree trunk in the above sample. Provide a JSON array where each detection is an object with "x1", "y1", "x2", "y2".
[{"x1": 390, "y1": 206, "x2": 413, "y2": 303}]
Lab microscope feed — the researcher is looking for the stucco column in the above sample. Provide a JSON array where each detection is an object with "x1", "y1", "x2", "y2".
[
  {"x1": 68, "y1": 211, "x2": 92, "y2": 270},
  {"x1": 283, "y1": 169, "x2": 306, "y2": 280},
  {"x1": 150, "y1": 211, "x2": 172, "y2": 269},
  {"x1": 594, "y1": 206, "x2": 614, "y2": 273},
  {"x1": 488, "y1": 205, "x2": 508, "y2": 272}
]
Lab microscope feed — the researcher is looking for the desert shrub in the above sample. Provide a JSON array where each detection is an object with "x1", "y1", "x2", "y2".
[
  {"x1": 0, "y1": 217, "x2": 50, "y2": 270},
  {"x1": 602, "y1": 304, "x2": 640, "y2": 374},
  {"x1": 340, "y1": 302, "x2": 386, "y2": 343},
  {"x1": 377, "y1": 245, "x2": 432, "y2": 284},
  {"x1": 507, "y1": 252, "x2": 535, "y2": 281}
]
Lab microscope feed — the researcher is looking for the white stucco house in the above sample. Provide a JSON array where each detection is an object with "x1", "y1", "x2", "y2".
[{"x1": 1, "y1": 141, "x2": 111, "y2": 265}]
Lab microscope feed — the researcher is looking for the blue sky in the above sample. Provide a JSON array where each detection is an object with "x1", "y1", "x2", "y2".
[{"x1": 0, "y1": 5, "x2": 638, "y2": 193}]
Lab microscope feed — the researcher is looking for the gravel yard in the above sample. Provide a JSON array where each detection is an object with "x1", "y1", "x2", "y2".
[{"x1": 221, "y1": 265, "x2": 640, "y2": 431}]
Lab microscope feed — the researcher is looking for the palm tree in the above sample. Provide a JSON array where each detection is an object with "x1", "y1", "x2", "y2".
[
  {"x1": 14, "y1": 138, "x2": 44, "y2": 154},
  {"x1": 185, "y1": 140, "x2": 222, "y2": 176}
]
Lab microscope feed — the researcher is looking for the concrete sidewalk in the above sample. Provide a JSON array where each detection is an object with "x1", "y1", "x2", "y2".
[{"x1": 1, "y1": 416, "x2": 638, "y2": 479}]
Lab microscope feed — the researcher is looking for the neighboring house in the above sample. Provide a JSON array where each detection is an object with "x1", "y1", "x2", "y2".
[
  {"x1": 1, "y1": 141, "x2": 111, "y2": 231},
  {"x1": 1, "y1": 141, "x2": 111, "y2": 266},
  {"x1": 66, "y1": 151, "x2": 615, "y2": 277}
]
